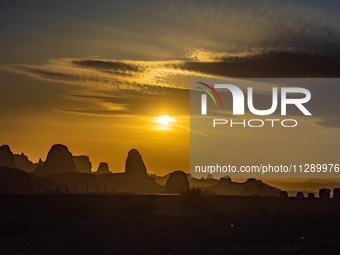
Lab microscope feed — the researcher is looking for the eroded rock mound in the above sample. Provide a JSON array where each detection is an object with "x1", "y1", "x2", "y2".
[
  {"x1": 0, "y1": 145, "x2": 16, "y2": 168},
  {"x1": 38, "y1": 158, "x2": 44, "y2": 166},
  {"x1": 208, "y1": 177, "x2": 280, "y2": 196},
  {"x1": 220, "y1": 176, "x2": 232, "y2": 184},
  {"x1": 73, "y1": 155, "x2": 92, "y2": 173},
  {"x1": 95, "y1": 162, "x2": 111, "y2": 174},
  {"x1": 125, "y1": 149, "x2": 147, "y2": 176},
  {"x1": 13, "y1": 153, "x2": 37, "y2": 172},
  {"x1": 34, "y1": 144, "x2": 77, "y2": 175},
  {"x1": 165, "y1": 170, "x2": 190, "y2": 194}
]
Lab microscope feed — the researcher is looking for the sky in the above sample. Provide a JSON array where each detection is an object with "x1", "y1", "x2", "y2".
[{"x1": 0, "y1": 0, "x2": 339, "y2": 177}]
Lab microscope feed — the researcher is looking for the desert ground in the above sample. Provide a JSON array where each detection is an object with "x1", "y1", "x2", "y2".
[{"x1": 1, "y1": 194, "x2": 340, "y2": 255}]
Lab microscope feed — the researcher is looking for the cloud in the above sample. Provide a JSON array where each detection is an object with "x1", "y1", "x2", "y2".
[
  {"x1": 72, "y1": 59, "x2": 144, "y2": 75},
  {"x1": 3, "y1": 58, "x2": 199, "y2": 91},
  {"x1": 4, "y1": 47, "x2": 340, "y2": 92},
  {"x1": 2, "y1": 48, "x2": 340, "y2": 127},
  {"x1": 120, "y1": 1, "x2": 340, "y2": 56},
  {"x1": 57, "y1": 87, "x2": 190, "y2": 117},
  {"x1": 182, "y1": 49, "x2": 340, "y2": 77}
]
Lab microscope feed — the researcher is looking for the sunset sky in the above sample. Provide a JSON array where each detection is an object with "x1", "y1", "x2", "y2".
[{"x1": 0, "y1": 0, "x2": 339, "y2": 177}]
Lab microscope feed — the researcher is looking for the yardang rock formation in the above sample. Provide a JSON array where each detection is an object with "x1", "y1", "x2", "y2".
[
  {"x1": 34, "y1": 144, "x2": 77, "y2": 175},
  {"x1": 125, "y1": 149, "x2": 147, "y2": 176},
  {"x1": 0, "y1": 145, "x2": 17, "y2": 168}
]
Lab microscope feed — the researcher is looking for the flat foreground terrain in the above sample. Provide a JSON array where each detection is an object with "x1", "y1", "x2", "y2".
[{"x1": 1, "y1": 194, "x2": 340, "y2": 255}]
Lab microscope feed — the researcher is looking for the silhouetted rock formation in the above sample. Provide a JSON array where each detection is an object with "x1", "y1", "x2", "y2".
[
  {"x1": 220, "y1": 176, "x2": 232, "y2": 183},
  {"x1": 95, "y1": 162, "x2": 111, "y2": 174},
  {"x1": 125, "y1": 149, "x2": 147, "y2": 176},
  {"x1": 153, "y1": 172, "x2": 219, "y2": 188},
  {"x1": 38, "y1": 158, "x2": 44, "y2": 166},
  {"x1": 240, "y1": 179, "x2": 274, "y2": 196},
  {"x1": 319, "y1": 188, "x2": 331, "y2": 198},
  {"x1": 152, "y1": 173, "x2": 170, "y2": 186},
  {"x1": 73, "y1": 155, "x2": 92, "y2": 173},
  {"x1": 164, "y1": 171, "x2": 190, "y2": 194},
  {"x1": 296, "y1": 192, "x2": 304, "y2": 198},
  {"x1": 206, "y1": 173, "x2": 213, "y2": 179},
  {"x1": 188, "y1": 176, "x2": 219, "y2": 188},
  {"x1": 0, "y1": 145, "x2": 16, "y2": 168},
  {"x1": 13, "y1": 153, "x2": 38, "y2": 172},
  {"x1": 34, "y1": 147, "x2": 163, "y2": 194},
  {"x1": 308, "y1": 192, "x2": 315, "y2": 198},
  {"x1": 280, "y1": 191, "x2": 288, "y2": 197},
  {"x1": 334, "y1": 188, "x2": 340, "y2": 199},
  {"x1": 207, "y1": 177, "x2": 281, "y2": 196},
  {"x1": 34, "y1": 144, "x2": 77, "y2": 175}
]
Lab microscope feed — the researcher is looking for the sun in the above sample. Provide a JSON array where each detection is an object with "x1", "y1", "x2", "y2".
[{"x1": 155, "y1": 115, "x2": 174, "y2": 125}]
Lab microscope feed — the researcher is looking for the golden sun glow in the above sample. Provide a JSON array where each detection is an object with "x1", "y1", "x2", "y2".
[{"x1": 155, "y1": 115, "x2": 174, "y2": 125}]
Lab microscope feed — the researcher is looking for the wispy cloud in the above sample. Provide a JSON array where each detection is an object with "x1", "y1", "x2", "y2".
[
  {"x1": 2, "y1": 49, "x2": 340, "y2": 128},
  {"x1": 3, "y1": 58, "x2": 206, "y2": 91}
]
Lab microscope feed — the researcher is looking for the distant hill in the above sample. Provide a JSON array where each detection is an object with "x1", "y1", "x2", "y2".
[
  {"x1": 207, "y1": 177, "x2": 281, "y2": 196},
  {"x1": 151, "y1": 172, "x2": 281, "y2": 196},
  {"x1": 0, "y1": 167, "x2": 57, "y2": 193}
]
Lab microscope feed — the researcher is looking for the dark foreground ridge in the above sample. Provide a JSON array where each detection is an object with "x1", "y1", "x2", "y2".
[{"x1": 0, "y1": 194, "x2": 340, "y2": 255}]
